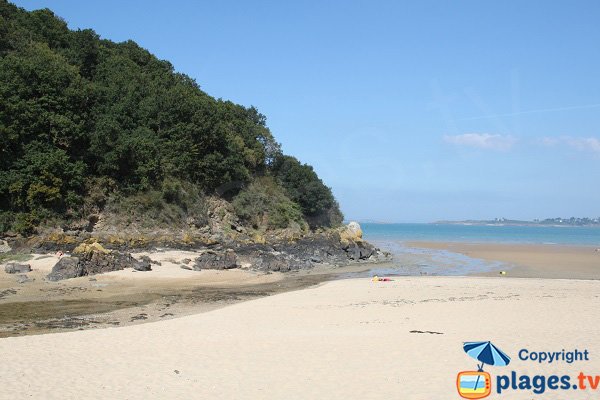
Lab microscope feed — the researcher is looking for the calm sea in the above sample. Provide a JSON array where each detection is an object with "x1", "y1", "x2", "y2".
[
  {"x1": 349, "y1": 223, "x2": 600, "y2": 277},
  {"x1": 362, "y1": 223, "x2": 600, "y2": 246}
]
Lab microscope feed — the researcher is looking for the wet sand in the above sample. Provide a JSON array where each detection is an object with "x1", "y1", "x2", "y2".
[
  {"x1": 0, "y1": 251, "x2": 371, "y2": 337},
  {"x1": 408, "y1": 241, "x2": 600, "y2": 279},
  {"x1": 3, "y1": 241, "x2": 598, "y2": 338}
]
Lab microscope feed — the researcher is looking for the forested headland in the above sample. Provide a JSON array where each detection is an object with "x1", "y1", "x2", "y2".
[{"x1": 0, "y1": 1, "x2": 343, "y2": 237}]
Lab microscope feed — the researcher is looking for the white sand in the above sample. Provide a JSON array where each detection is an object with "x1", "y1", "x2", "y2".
[
  {"x1": 1, "y1": 250, "x2": 283, "y2": 294},
  {"x1": 1, "y1": 276, "x2": 599, "y2": 399}
]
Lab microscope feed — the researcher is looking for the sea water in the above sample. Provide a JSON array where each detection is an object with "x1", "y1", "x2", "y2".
[
  {"x1": 355, "y1": 223, "x2": 600, "y2": 276},
  {"x1": 362, "y1": 223, "x2": 600, "y2": 245}
]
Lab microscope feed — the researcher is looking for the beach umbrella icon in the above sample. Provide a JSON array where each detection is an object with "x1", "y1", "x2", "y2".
[
  {"x1": 463, "y1": 341, "x2": 511, "y2": 370},
  {"x1": 462, "y1": 341, "x2": 510, "y2": 395}
]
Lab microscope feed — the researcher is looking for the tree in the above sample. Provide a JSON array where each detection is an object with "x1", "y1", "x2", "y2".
[
  {"x1": 271, "y1": 155, "x2": 343, "y2": 227},
  {"x1": 0, "y1": 1, "x2": 343, "y2": 233}
]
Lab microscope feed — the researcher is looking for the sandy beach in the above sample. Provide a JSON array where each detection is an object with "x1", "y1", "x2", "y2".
[
  {"x1": 2, "y1": 242, "x2": 600, "y2": 399},
  {"x1": 0, "y1": 251, "x2": 357, "y2": 337},
  {"x1": 408, "y1": 241, "x2": 600, "y2": 279},
  {"x1": 1, "y1": 275, "x2": 599, "y2": 399}
]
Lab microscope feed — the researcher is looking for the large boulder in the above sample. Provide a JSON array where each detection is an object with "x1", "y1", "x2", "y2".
[
  {"x1": 47, "y1": 248, "x2": 150, "y2": 281},
  {"x1": 139, "y1": 255, "x2": 161, "y2": 266},
  {"x1": 339, "y1": 221, "x2": 363, "y2": 243},
  {"x1": 4, "y1": 263, "x2": 32, "y2": 274},
  {"x1": 132, "y1": 257, "x2": 152, "y2": 271},
  {"x1": 193, "y1": 250, "x2": 238, "y2": 270},
  {"x1": 342, "y1": 240, "x2": 376, "y2": 261},
  {"x1": 46, "y1": 257, "x2": 82, "y2": 281}
]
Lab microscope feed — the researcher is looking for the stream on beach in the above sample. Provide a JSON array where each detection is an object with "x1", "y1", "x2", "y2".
[
  {"x1": 0, "y1": 238, "x2": 507, "y2": 338},
  {"x1": 0, "y1": 269, "x2": 342, "y2": 338}
]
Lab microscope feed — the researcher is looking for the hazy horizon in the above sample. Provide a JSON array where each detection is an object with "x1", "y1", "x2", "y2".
[
  {"x1": 13, "y1": 0, "x2": 600, "y2": 222},
  {"x1": 353, "y1": 217, "x2": 600, "y2": 224}
]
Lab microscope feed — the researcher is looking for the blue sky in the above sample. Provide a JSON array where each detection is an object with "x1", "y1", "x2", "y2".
[{"x1": 13, "y1": 0, "x2": 600, "y2": 222}]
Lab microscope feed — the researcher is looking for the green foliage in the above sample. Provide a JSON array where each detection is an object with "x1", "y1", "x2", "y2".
[
  {"x1": 0, "y1": 1, "x2": 340, "y2": 234},
  {"x1": 233, "y1": 177, "x2": 305, "y2": 230},
  {"x1": 271, "y1": 155, "x2": 343, "y2": 227},
  {"x1": 11, "y1": 211, "x2": 42, "y2": 235},
  {"x1": 103, "y1": 179, "x2": 208, "y2": 229}
]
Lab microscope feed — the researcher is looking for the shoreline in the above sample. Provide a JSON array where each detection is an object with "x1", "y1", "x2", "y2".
[
  {"x1": 406, "y1": 241, "x2": 600, "y2": 279},
  {"x1": 0, "y1": 250, "x2": 376, "y2": 338},
  {"x1": 2, "y1": 275, "x2": 599, "y2": 399},
  {"x1": 2, "y1": 238, "x2": 598, "y2": 338}
]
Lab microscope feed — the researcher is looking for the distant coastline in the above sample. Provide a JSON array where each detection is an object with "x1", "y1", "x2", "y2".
[
  {"x1": 433, "y1": 217, "x2": 600, "y2": 227},
  {"x1": 361, "y1": 222, "x2": 600, "y2": 246},
  {"x1": 356, "y1": 218, "x2": 600, "y2": 227}
]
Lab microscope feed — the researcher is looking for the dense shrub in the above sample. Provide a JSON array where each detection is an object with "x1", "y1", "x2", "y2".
[
  {"x1": 104, "y1": 179, "x2": 208, "y2": 229},
  {"x1": 271, "y1": 155, "x2": 343, "y2": 228},
  {"x1": 233, "y1": 177, "x2": 305, "y2": 230}
]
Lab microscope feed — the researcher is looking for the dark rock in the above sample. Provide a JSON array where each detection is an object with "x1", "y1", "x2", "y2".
[
  {"x1": 140, "y1": 255, "x2": 161, "y2": 266},
  {"x1": 47, "y1": 257, "x2": 82, "y2": 281},
  {"x1": 16, "y1": 274, "x2": 34, "y2": 284},
  {"x1": 346, "y1": 243, "x2": 361, "y2": 260},
  {"x1": 130, "y1": 313, "x2": 148, "y2": 321},
  {"x1": 133, "y1": 258, "x2": 152, "y2": 271},
  {"x1": 310, "y1": 255, "x2": 323, "y2": 263},
  {"x1": 47, "y1": 251, "x2": 143, "y2": 281},
  {"x1": 358, "y1": 243, "x2": 374, "y2": 259},
  {"x1": 180, "y1": 265, "x2": 192, "y2": 270},
  {"x1": 250, "y1": 252, "x2": 309, "y2": 272},
  {"x1": 181, "y1": 258, "x2": 191, "y2": 264},
  {"x1": 233, "y1": 231, "x2": 388, "y2": 272},
  {"x1": 5, "y1": 263, "x2": 32, "y2": 274},
  {"x1": 342, "y1": 240, "x2": 376, "y2": 261},
  {"x1": 193, "y1": 249, "x2": 237, "y2": 270}
]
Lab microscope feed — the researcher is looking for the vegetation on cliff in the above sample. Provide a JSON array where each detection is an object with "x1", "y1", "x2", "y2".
[{"x1": 0, "y1": 1, "x2": 343, "y2": 235}]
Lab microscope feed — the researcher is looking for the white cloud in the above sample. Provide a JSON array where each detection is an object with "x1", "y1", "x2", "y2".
[
  {"x1": 564, "y1": 137, "x2": 600, "y2": 153},
  {"x1": 537, "y1": 137, "x2": 559, "y2": 147},
  {"x1": 539, "y1": 136, "x2": 600, "y2": 154},
  {"x1": 443, "y1": 133, "x2": 517, "y2": 151}
]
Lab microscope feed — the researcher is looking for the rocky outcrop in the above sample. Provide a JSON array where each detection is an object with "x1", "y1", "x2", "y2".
[
  {"x1": 4, "y1": 263, "x2": 32, "y2": 274},
  {"x1": 73, "y1": 242, "x2": 110, "y2": 254},
  {"x1": 46, "y1": 257, "x2": 82, "y2": 281},
  {"x1": 18, "y1": 222, "x2": 390, "y2": 279},
  {"x1": 340, "y1": 221, "x2": 363, "y2": 242},
  {"x1": 47, "y1": 247, "x2": 151, "y2": 281},
  {"x1": 254, "y1": 253, "x2": 311, "y2": 272},
  {"x1": 232, "y1": 223, "x2": 389, "y2": 272},
  {"x1": 193, "y1": 250, "x2": 237, "y2": 270}
]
